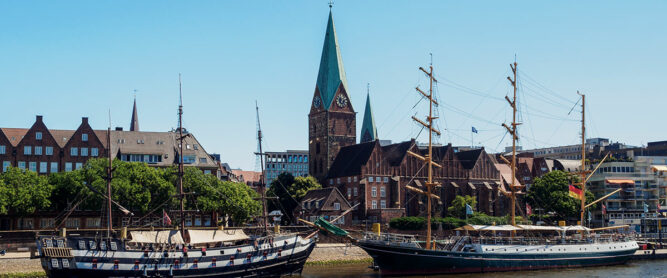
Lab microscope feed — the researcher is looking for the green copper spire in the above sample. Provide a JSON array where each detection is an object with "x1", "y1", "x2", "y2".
[
  {"x1": 360, "y1": 91, "x2": 377, "y2": 143},
  {"x1": 315, "y1": 11, "x2": 348, "y2": 110}
]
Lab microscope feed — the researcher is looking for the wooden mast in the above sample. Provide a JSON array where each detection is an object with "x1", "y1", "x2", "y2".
[
  {"x1": 409, "y1": 64, "x2": 440, "y2": 250},
  {"x1": 578, "y1": 91, "x2": 586, "y2": 226},
  {"x1": 502, "y1": 62, "x2": 519, "y2": 228},
  {"x1": 256, "y1": 101, "x2": 269, "y2": 234},
  {"x1": 178, "y1": 74, "x2": 186, "y2": 239},
  {"x1": 106, "y1": 124, "x2": 113, "y2": 239}
]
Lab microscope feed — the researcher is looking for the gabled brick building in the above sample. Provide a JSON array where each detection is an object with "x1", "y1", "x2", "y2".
[
  {"x1": 0, "y1": 115, "x2": 219, "y2": 176},
  {"x1": 296, "y1": 187, "x2": 352, "y2": 226},
  {"x1": 325, "y1": 139, "x2": 509, "y2": 224}
]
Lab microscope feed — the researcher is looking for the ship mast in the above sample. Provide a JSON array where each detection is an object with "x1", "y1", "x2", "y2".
[
  {"x1": 255, "y1": 101, "x2": 269, "y2": 234},
  {"x1": 178, "y1": 74, "x2": 186, "y2": 239},
  {"x1": 106, "y1": 122, "x2": 113, "y2": 239},
  {"x1": 578, "y1": 91, "x2": 586, "y2": 226},
  {"x1": 502, "y1": 62, "x2": 520, "y2": 228},
  {"x1": 408, "y1": 64, "x2": 440, "y2": 250}
]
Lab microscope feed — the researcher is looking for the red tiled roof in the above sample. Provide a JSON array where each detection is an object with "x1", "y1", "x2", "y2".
[
  {"x1": 0, "y1": 128, "x2": 29, "y2": 146},
  {"x1": 232, "y1": 170, "x2": 262, "y2": 184},
  {"x1": 49, "y1": 129, "x2": 76, "y2": 148}
]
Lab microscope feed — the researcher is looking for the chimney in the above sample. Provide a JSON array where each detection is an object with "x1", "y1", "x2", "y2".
[
  {"x1": 115, "y1": 127, "x2": 123, "y2": 131},
  {"x1": 82, "y1": 117, "x2": 89, "y2": 124},
  {"x1": 36, "y1": 115, "x2": 43, "y2": 122}
]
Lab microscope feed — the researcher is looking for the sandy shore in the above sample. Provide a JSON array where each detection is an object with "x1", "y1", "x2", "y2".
[
  {"x1": 0, "y1": 258, "x2": 43, "y2": 275},
  {"x1": 306, "y1": 243, "x2": 371, "y2": 263}
]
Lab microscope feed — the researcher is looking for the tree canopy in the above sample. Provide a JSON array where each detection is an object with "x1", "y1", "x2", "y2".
[
  {"x1": 182, "y1": 167, "x2": 260, "y2": 226},
  {"x1": 0, "y1": 167, "x2": 53, "y2": 216},
  {"x1": 526, "y1": 170, "x2": 596, "y2": 220},
  {"x1": 48, "y1": 158, "x2": 175, "y2": 214},
  {"x1": 447, "y1": 195, "x2": 476, "y2": 218},
  {"x1": 0, "y1": 159, "x2": 261, "y2": 226},
  {"x1": 267, "y1": 173, "x2": 321, "y2": 224}
]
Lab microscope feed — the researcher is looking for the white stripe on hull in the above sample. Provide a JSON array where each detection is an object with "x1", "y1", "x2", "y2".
[{"x1": 67, "y1": 239, "x2": 313, "y2": 271}]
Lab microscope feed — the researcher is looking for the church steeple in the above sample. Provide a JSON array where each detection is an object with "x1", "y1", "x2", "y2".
[
  {"x1": 315, "y1": 10, "x2": 348, "y2": 111},
  {"x1": 360, "y1": 90, "x2": 378, "y2": 143},
  {"x1": 130, "y1": 96, "x2": 139, "y2": 131},
  {"x1": 308, "y1": 8, "x2": 356, "y2": 182}
]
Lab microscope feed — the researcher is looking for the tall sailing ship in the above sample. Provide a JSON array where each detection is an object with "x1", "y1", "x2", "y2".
[
  {"x1": 35, "y1": 78, "x2": 315, "y2": 278},
  {"x1": 356, "y1": 62, "x2": 638, "y2": 275}
]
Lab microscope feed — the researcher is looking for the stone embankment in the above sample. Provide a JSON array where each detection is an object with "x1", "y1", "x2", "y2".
[{"x1": 306, "y1": 243, "x2": 371, "y2": 263}]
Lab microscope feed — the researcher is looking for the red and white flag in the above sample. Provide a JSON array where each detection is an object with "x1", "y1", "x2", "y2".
[
  {"x1": 526, "y1": 203, "x2": 533, "y2": 215},
  {"x1": 163, "y1": 210, "x2": 172, "y2": 226}
]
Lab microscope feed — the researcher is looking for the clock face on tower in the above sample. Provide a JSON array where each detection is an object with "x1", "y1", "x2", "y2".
[
  {"x1": 313, "y1": 95, "x2": 321, "y2": 108},
  {"x1": 335, "y1": 94, "x2": 348, "y2": 108}
]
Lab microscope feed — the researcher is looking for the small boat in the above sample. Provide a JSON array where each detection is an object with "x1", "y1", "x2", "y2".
[
  {"x1": 36, "y1": 78, "x2": 316, "y2": 277},
  {"x1": 356, "y1": 62, "x2": 638, "y2": 275}
]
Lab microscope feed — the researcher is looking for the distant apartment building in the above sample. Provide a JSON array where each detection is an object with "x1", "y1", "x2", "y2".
[
  {"x1": 521, "y1": 138, "x2": 609, "y2": 160},
  {"x1": 588, "y1": 156, "x2": 667, "y2": 230},
  {"x1": 264, "y1": 150, "x2": 309, "y2": 184}
]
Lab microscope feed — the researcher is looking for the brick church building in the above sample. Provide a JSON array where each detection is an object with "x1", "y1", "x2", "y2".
[{"x1": 306, "y1": 9, "x2": 513, "y2": 225}]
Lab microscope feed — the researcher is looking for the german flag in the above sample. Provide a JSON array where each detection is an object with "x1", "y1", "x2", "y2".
[{"x1": 569, "y1": 185, "x2": 583, "y2": 200}]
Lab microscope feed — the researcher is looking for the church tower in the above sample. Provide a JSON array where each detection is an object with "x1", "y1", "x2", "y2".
[
  {"x1": 130, "y1": 96, "x2": 139, "y2": 131},
  {"x1": 360, "y1": 91, "x2": 378, "y2": 143},
  {"x1": 309, "y1": 9, "x2": 356, "y2": 182}
]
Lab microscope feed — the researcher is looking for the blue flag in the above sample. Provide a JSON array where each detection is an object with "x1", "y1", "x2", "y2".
[
  {"x1": 472, "y1": 126, "x2": 478, "y2": 134},
  {"x1": 465, "y1": 204, "x2": 473, "y2": 215}
]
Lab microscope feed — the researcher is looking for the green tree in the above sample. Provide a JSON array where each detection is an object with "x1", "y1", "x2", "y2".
[
  {"x1": 447, "y1": 195, "x2": 477, "y2": 218},
  {"x1": 182, "y1": 167, "x2": 260, "y2": 226},
  {"x1": 0, "y1": 167, "x2": 53, "y2": 216},
  {"x1": 526, "y1": 170, "x2": 596, "y2": 220},
  {"x1": 267, "y1": 173, "x2": 322, "y2": 224},
  {"x1": 48, "y1": 159, "x2": 176, "y2": 215}
]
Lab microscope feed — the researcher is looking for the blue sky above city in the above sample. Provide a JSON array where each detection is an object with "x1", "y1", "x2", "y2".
[{"x1": 1, "y1": 1, "x2": 665, "y2": 170}]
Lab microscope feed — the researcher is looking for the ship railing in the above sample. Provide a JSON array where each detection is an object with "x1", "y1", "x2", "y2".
[
  {"x1": 362, "y1": 232, "x2": 419, "y2": 246},
  {"x1": 468, "y1": 235, "x2": 633, "y2": 246}
]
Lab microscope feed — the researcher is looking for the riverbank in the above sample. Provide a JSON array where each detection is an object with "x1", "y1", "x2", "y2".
[
  {"x1": 305, "y1": 243, "x2": 371, "y2": 264},
  {"x1": 0, "y1": 245, "x2": 663, "y2": 277}
]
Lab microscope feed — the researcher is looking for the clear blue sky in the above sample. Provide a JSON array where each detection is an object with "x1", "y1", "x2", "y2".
[{"x1": 1, "y1": 1, "x2": 665, "y2": 170}]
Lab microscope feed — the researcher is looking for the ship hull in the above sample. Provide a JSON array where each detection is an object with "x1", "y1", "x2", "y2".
[
  {"x1": 38, "y1": 235, "x2": 315, "y2": 278},
  {"x1": 358, "y1": 241, "x2": 637, "y2": 276}
]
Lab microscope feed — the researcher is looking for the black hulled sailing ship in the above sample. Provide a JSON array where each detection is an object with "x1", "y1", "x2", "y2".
[
  {"x1": 357, "y1": 62, "x2": 638, "y2": 275},
  {"x1": 36, "y1": 78, "x2": 315, "y2": 278}
]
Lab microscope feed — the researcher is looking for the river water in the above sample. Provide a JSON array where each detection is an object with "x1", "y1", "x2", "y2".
[{"x1": 300, "y1": 260, "x2": 667, "y2": 278}]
